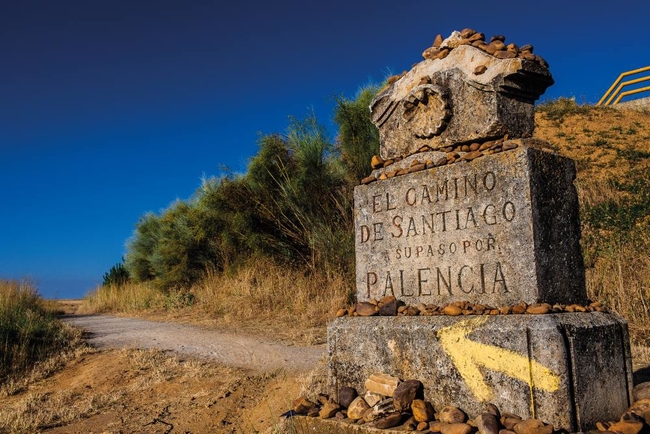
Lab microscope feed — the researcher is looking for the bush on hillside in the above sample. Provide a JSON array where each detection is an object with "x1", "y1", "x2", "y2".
[{"x1": 122, "y1": 94, "x2": 382, "y2": 290}]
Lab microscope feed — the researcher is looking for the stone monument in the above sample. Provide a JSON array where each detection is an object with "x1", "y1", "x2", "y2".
[{"x1": 328, "y1": 29, "x2": 633, "y2": 432}]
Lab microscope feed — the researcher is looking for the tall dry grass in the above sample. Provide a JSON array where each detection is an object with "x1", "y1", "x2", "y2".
[
  {"x1": 193, "y1": 259, "x2": 351, "y2": 327},
  {"x1": 83, "y1": 259, "x2": 352, "y2": 341},
  {"x1": 577, "y1": 179, "x2": 650, "y2": 345},
  {"x1": 82, "y1": 280, "x2": 166, "y2": 313},
  {"x1": 0, "y1": 279, "x2": 87, "y2": 396}
]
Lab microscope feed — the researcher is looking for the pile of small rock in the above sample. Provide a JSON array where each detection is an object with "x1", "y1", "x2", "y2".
[
  {"x1": 335, "y1": 296, "x2": 607, "y2": 318},
  {"x1": 361, "y1": 136, "x2": 519, "y2": 185},
  {"x1": 421, "y1": 28, "x2": 548, "y2": 70},
  {"x1": 289, "y1": 375, "x2": 650, "y2": 433}
]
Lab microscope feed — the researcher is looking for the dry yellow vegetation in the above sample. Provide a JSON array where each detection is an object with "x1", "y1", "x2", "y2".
[
  {"x1": 534, "y1": 101, "x2": 650, "y2": 344},
  {"x1": 83, "y1": 258, "x2": 350, "y2": 345}
]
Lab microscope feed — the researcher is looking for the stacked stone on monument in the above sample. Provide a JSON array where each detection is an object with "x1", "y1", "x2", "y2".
[{"x1": 328, "y1": 29, "x2": 634, "y2": 432}]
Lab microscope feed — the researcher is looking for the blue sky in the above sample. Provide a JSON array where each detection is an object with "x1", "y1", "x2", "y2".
[{"x1": 1, "y1": 0, "x2": 648, "y2": 299}]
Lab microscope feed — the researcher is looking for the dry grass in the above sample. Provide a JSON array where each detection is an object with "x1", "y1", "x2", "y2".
[
  {"x1": 0, "y1": 388, "x2": 125, "y2": 433},
  {"x1": 192, "y1": 260, "x2": 350, "y2": 329},
  {"x1": 0, "y1": 348, "x2": 246, "y2": 434},
  {"x1": 83, "y1": 259, "x2": 352, "y2": 344},
  {"x1": 0, "y1": 279, "x2": 87, "y2": 395},
  {"x1": 534, "y1": 105, "x2": 650, "y2": 345},
  {"x1": 0, "y1": 326, "x2": 90, "y2": 398},
  {"x1": 81, "y1": 280, "x2": 165, "y2": 313}
]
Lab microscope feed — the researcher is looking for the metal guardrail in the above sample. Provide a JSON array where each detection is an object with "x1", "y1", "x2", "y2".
[{"x1": 597, "y1": 66, "x2": 650, "y2": 106}]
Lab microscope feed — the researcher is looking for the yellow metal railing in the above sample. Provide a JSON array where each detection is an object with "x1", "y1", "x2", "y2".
[{"x1": 597, "y1": 66, "x2": 650, "y2": 106}]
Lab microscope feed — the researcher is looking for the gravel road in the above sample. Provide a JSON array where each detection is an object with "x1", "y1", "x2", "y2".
[{"x1": 64, "y1": 315, "x2": 326, "y2": 373}]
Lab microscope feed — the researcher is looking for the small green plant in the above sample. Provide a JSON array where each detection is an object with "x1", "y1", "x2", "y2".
[
  {"x1": 626, "y1": 127, "x2": 638, "y2": 135},
  {"x1": 616, "y1": 147, "x2": 650, "y2": 162},
  {"x1": 536, "y1": 97, "x2": 593, "y2": 123}
]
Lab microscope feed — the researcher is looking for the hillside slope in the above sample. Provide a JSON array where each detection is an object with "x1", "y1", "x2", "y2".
[{"x1": 534, "y1": 101, "x2": 650, "y2": 342}]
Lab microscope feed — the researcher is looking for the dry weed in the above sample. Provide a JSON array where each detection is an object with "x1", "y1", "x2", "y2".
[
  {"x1": 193, "y1": 259, "x2": 350, "y2": 329},
  {"x1": 81, "y1": 281, "x2": 165, "y2": 314},
  {"x1": 84, "y1": 259, "x2": 351, "y2": 344},
  {"x1": 0, "y1": 348, "x2": 246, "y2": 433},
  {"x1": 0, "y1": 388, "x2": 124, "y2": 433}
]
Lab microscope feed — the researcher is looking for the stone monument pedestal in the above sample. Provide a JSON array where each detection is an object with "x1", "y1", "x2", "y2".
[{"x1": 328, "y1": 313, "x2": 633, "y2": 432}]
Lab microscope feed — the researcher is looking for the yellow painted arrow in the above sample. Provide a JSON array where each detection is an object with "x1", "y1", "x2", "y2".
[{"x1": 437, "y1": 316, "x2": 561, "y2": 402}]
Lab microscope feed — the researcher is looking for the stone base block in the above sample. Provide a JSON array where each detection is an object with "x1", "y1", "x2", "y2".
[{"x1": 328, "y1": 313, "x2": 633, "y2": 432}]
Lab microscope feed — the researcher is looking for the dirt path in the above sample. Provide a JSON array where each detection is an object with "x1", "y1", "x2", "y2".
[{"x1": 64, "y1": 314, "x2": 326, "y2": 373}]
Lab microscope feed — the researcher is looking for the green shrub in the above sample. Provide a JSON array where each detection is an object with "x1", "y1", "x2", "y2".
[
  {"x1": 102, "y1": 260, "x2": 130, "y2": 287},
  {"x1": 0, "y1": 280, "x2": 75, "y2": 383},
  {"x1": 334, "y1": 85, "x2": 381, "y2": 182}
]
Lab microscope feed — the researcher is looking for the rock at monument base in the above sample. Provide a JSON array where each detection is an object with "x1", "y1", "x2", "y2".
[{"x1": 328, "y1": 313, "x2": 633, "y2": 432}]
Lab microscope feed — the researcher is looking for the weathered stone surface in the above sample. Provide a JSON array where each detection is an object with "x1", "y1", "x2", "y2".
[
  {"x1": 369, "y1": 397, "x2": 398, "y2": 420},
  {"x1": 378, "y1": 298, "x2": 398, "y2": 316},
  {"x1": 356, "y1": 302, "x2": 378, "y2": 316},
  {"x1": 374, "y1": 412, "x2": 403, "y2": 429},
  {"x1": 365, "y1": 373, "x2": 401, "y2": 396},
  {"x1": 412, "y1": 399, "x2": 435, "y2": 422},
  {"x1": 486, "y1": 403, "x2": 501, "y2": 418},
  {"x1": 292, "y1": 396, "x2": 315, "y2": 414},
  {"x1": 317, "y1": 393, "x2": 330, "y2": 405},
  {"x1": 629, "y1": 397, "x2": 650, "y2": 414},
  {"x1": 444, "y1": 305, "x2": 463, "y2": 316},
  {"x1": 513, "y1": 419, "x2": 552, "y2": 434},
  {"x1": 632, "y1": 382, "x2": 650, "y2": 401},
  {"x1": 441, "y1": 422, "x2": 475, "y2": 434},
  {"x1": 307, "y1": 406, "x2": 320, "y2": 417},
  {"x1": 502, "y1": 415, "x2": 522, "y2": 429},
  {"x1": 364, "y1": 390, "x2": 383, "y2": 407},
  {"x1": 329, "y1": 313, "x2": 633, "y2": 432},
  {"x1": 393, "y1": 379, "x2": 424, "y2": 411},
  {"x1": 439, "y1": 406, "x2": 468, "y2": 423},
  {"x1": 526, "y1": 303, "x2": 551, "y2": 314},
  {"x1": 355, "y1": 144, "x2": 587, "y2": 307},
  {"x1": 371, "y1": 38, "x2": 552, "y2": 159},
  {"x1": 606, "y1": 420, "x2": 644, "y2": 434},
  {"x1": 476, "y1": 412, "x2": 501, "y2": 434},
  {"x1": 320, "y1": 400, "x2": 341, "y2": 419},
  {"x1": 347, "y1": 396, "x2": 370, "y2": 420},
  {"x1": 339, "y1": 386, "x2": 358, "y2": 408}
]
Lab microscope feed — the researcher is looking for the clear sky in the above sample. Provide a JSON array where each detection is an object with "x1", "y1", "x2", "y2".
[{"x1": 1, "y1": 0, "x2": 648, "y2": 299}]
